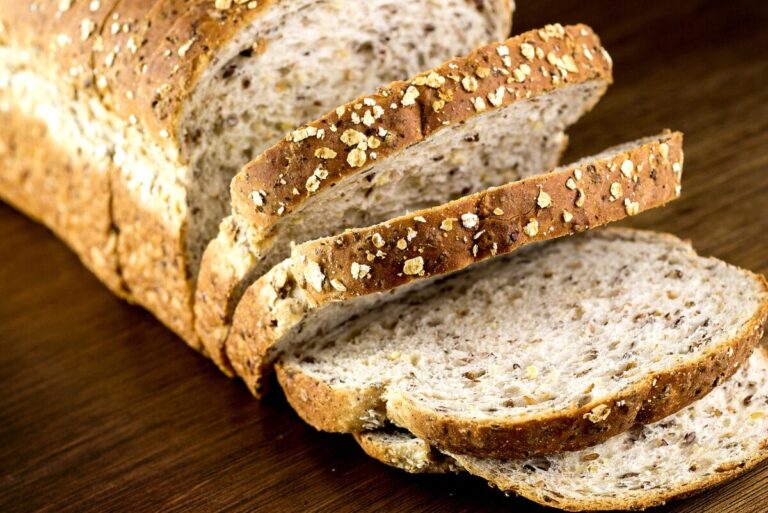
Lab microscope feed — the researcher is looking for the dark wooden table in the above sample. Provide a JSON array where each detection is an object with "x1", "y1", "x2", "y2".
[{"x1": 2, "y1": 1, "x2": 767, "y2": 511}]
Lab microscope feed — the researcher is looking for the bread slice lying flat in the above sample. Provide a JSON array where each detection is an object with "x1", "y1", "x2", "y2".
[
  {"x1": 224, "y1": 133, "x2": 683, "y2": 396},
  {"x1": 277, "y1": 229, "x2": 768, "y2": 458},
  {"x1": 195, "y1": 24, "x2": 614, "y2": 375},
  {"x1": 356, "y1": 348, "x2": 768, "y2": 511}
]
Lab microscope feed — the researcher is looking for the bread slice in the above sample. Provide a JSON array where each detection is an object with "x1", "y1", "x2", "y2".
[
  {"x1": 224, "y1": 133, "x2": 684, "y2": 395},
  {"x1": 195, "y1": 23, "x2": 614, "y2": 373},
  {"x1": 356, "y1": 348, "x2": 768, "y2": 511},
  {"x1": 276, "y1": 229, "x2": 768, "y2": 458},
  {"x1": 0, "y1": 0, "x2": 512, "y2": 343}
]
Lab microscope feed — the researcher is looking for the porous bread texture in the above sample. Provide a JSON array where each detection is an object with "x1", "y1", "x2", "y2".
[
  {"x1": 182, "y1": 0, "x2": 516, "y2": 270},
  {"x1": 356, "y1": 349, "x2": 768, "y2": 511},
  {"x1": 225, "y1": 132, "x2": 684, "y2": 395},
  {"x1": 0, "y1": 0, "x2": 512, "y2": 343},
  {"x1": 199, "y1": 23, "x2": 614, "y2": 373},
  {"x1": 277, "y1": 229, "x2": 768, "y2": 458}
]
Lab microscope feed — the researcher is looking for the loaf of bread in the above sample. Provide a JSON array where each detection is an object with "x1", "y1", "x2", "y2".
[
  {"x1": 356, "y1": 348, "x2": 768, "y2": 511},
  {"x1": 277, "y1": 229, "x2": 768, "y2": 458},
  {"x1": 224, "y1": 132, "x2": 683, "y2": 396},
  {"x1": 0, "y1": 0, "x2": 513, "y2": 344},
  {"x1": 196, "y1": 23, "x2": 614, "y2": 375}
]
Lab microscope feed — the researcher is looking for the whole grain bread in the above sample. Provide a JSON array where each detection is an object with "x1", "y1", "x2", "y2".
[
  {"x1": 276, "y1": 229, "x2": 768, "y2": 458},
  {"x1": 356, "y1": 348, "x2": 768, "y2": 511},
  {"x1": 196, "y1": 23, "x2": 614, "y2": 374},
  {"x1": 225, "y1": 133, "x2": 684, "y2": 396},
  {"x1": 0, "y1": 0, "x2": 512, "y2": 344}
]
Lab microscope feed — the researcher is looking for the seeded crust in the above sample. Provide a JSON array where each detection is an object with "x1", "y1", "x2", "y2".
[
  {"x1": 230, "y1": 23, "x2": 612, "y2": 234},
  {"x1": 355, "y1": 349, "x2": 768, "y2": 511},
  {"x1": 196, "y1": 23, "x2": 611, "y2": 375},
  {"x1": 1, "y1": 0, "x2": 513, "y2": 347},
  {"x1": 0, "y1": 105, "x2": 127, "y2": 298},
  {"x1": 1, "y1": 0, "x2": 281, "y2": 150},
  {"x1": 0, "y1": 0, "x2": 279, "y2": 341},
  {"x1": 227, "y1": 132, "x2": 684, "y2": 396},
  {"x1": 276, "y1": 228, "x2": 768, "y2": 459}
]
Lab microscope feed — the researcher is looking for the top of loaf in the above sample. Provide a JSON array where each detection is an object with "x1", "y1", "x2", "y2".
[
  {"x1": 229, "y1": 23, "x2": 613, "y2": 235},
  {"x1": 0, "y1": 0, "x2": 274, "y2": 152}
]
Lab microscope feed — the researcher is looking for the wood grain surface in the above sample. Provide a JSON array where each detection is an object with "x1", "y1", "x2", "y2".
[{"x1": 1, "y1": 1, "x2": 767, "y2": 511}]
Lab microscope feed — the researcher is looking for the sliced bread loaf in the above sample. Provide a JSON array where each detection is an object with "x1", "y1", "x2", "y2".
[
  {"x1": 356, "y1": 347, "x2": 768, "y2": 511},
  {"x1": 276, "y1": 229, "x2": 768, "y2": 458},
  {"x1": 224, "y1": 133, "x2": 684, "y2": 395},
  {"x1": 0, "y1": 0, "x2": 512, "y2": 343},
  {"x1": 195, "y1": 23, "x2": 614, "y2": 373}
]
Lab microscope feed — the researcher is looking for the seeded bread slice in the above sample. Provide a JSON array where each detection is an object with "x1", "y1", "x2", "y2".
[
  {"x1": 1, "y1": 0, "x2": 512, "y2": 345},
  {"x1": 277, "y1": 229, "x2": 768, "y2": 458},
  {"x1": 225, "y1": 133, "x2": 683, "y2": 396},
  {"x1": 195, "y1": 23, "x2": 613, "y2": 374},
  {"x1": 356, "y1": 348, "x2": 768, "y2": 511}
]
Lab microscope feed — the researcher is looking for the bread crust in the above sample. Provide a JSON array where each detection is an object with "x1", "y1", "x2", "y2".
[
  {"x1": 230, "y1": 24, "x2": 613, "y2": 235},
  {"x1": 2, "y1": 0, "x2": 514, "y2": 349},
  {"x1": 277, "y1": 228, "x2": 768, "y2": 460},
  {"x1": 0, "y1": 105, "x2": 127, "y2": 298},
  {"x1": 356, "y1": 346, "x2": 768, "y2": 512},
  {"x1": 197, "y1": 22, "x2": 610, "y2": 376},
  {"x1": 231, "y1": 132, "x2": 684, "y2": 396},
  {"x1": 0, "y1": 0, "x2": 279, "y2": 149}
]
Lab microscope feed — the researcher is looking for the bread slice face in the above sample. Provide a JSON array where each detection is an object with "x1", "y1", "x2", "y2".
[
  {"x1": 277, "y1": 228, "x2": 768, "y2": 458},
  {"x1": 356, "y1": 348, "x2": 768, "y2": 511},
  {"x1": 225, "y1": 132, "x2": 684, "y2": 395},
  {"x1": 195, "y1": 23, "x2": 613, "y2": 373}
]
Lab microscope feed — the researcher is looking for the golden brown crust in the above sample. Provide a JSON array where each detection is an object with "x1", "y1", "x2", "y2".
[
  {"x1": 475, "y1": 449, "x2": 768, "y2": 511},
  {"x1": 275, "y1": 229, "x2": 768, "y2": 459},
  {"x1": 0, "y1": 0, "x2": 277, "y2": 149},
  {"x1": 357, "y1": 351, "x2": 768, "y2": 510},
  {"x1": 229, "y1": 132, "x2": 684, "y2": 396},
  {"x1": 0, "y1": 104, "x2": 127, "y2": 298},
  {"x1": 197, "y1": 22, "x2": 607, "y2": 377},
  {"x1": 354, "y1": 432, "x2": 458, "y2": 474},
  {"x1": 230, "y1": 23, "x2": 613, "y2": 234}
]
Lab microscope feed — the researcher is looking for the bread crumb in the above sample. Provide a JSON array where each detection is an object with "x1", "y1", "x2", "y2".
[
  {"x1": 523, "y1": 218, "x2": 539, "y2": 236},
  {"x1": 584, "y1": 404, "x2": 611, "y2": 423},
  {"x1": 520, "y1": 43, "x2": 535, "y2": 60},
  {"x1": 461, "y1": 76, "x2": 478, "y2": 93},
  {"x1": 624, "y1": 199, "x2": 640, "y2": 216},
  {"x1": 330, "y1": 279, "x2": 347, "y2": 292},
  {"x1": 303, "y1": 261, "x2": 325, "y2": 292},
  {"x1": 493, "y1": 208, "x2": 504, "y2": 216},
  {"x1": 402, "y1": 86, "x2": 420, "y2": 106},
  {"x1": 351, "y1": 262, "x2": 371, "y2": 280},
  {"x1": 403, "y1": 256, "x2": 424, "y2": 276},
  {"x1": 610, "y1": 182, "x2": 623, "y2": 200},
  {"x1": 371, "y1": 233, "x2": 385, "y2": 248},
  {"x1": 341, "y1": 129, "x2": 366, "y2": 147},
  {"x1": 565, "y1": 177, "x2": 577, "y2": 190},
  {"x1": 537, "y1": 190, "x2": 552, "y2": 208},
  {"x1": 440, "y1": 218, "x2": 455, "y2": 231},
  {"x1": 315, "y1": 147, "x2": 337, "y2": 159},
  {"x1": 397, "y1": 239, "x2": 407, "y2": 250},
  {"x1": 347, "y1": 148, "x2": 367, "y2": 168},
  {"x1": 621, "y1": 159, "x2": 634, "y2": 177},
  {"x1": 461, "y1": 213, "x2": 479, "y2": 229},
  {"x1": 562, "y1": 210, "x2": 573, "y2": 222}
]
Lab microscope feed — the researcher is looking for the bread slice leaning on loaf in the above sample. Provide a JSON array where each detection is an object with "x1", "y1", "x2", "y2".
[
  {"x1": 195, "y1": 23, "x2": 614, "y2": 375},
  {"x1": 355, "y1": 347, "x2": 768, "y2": 512},
  {"x1": 226, "y1": 132, "x2": 684, "y2": 396},
  {"x1": 0, "y1": 0, "x2": 512, "y2": 344},
  {"x1": 276, "y1": 229, "x2": 768, "y2": 458}
]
